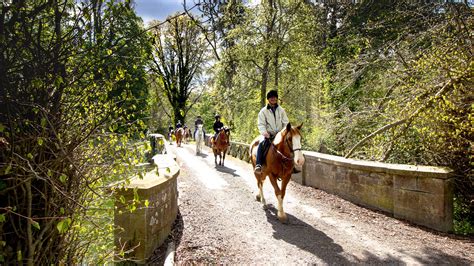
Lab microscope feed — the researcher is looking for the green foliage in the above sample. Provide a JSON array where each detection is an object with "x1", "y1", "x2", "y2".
[
  {"x1": 454, "y1": 197, "x2": 474, "y2": 235},
  {"x1": 0, "y1": 0, "x2": 151, "y2": 264}
]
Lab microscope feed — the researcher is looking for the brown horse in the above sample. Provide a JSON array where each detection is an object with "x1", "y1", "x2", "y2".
[
  {"x1": 175, "y1": 128, "x2": 184, "y2": 147},
  {"x1": 211, "y1": 127, "x2": 230, "y2": 166},
  {"x1": 183, "y1": 128, "x2": 192, "y2": 144},
  {"x1": 250, "y1": 123, "x2": 305, "y2": 223}
]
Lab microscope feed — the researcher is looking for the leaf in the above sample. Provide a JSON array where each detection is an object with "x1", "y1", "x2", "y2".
[
  {"x1": 56, "y1": 218, "x2": 71, "y2": 234},
  {"x1": 54, "y1": 76, "x2": 63, "y2": 88},
  {"x1": 17, "y1": 250, "x2": 22, "y2": 262},
  {"x1": 37, "y1": 137, "x2": 43, "y2": 146},
  {"x1": 0, "y1": 123, "x2": 4, "y2": 132},
  {"x1": 133, "y1": 189, "x2": 139, "y2": 202},
  {"x1": 27, "y1": 153, "x2": 33, "y2": 160},
  {"x1": 0, "y1": 214, "x2": 5, "y2": 223},
  {"x1": 4, "y1": 163, "x2": 11, "y2": 175},
  {"x1": 59, "y1": 174, "x2": 67, "y2": 184},
  {"x1": 31, "y1": 220, "x2": 40, "y2": 230},
  {"x1": 41, "y1": 118, "x2": 47, "y2": 128},
  {"x1": 107, "y1": 49, "x2": 112, "y2": 55},
  {"x1": 144, "y1": 200, "x2": 149, "y2": 207}
]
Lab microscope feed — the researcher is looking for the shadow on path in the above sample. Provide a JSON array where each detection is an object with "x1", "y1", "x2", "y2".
[
  {"x1": 265, "y1": 206, "x2": 406, "y2": 264},
  {"x1": 195, "y1": 152, "x2": 208, "y2": 158},
  {"x1": 215, "y1": 165, "x2": 239, "y2": 177}
]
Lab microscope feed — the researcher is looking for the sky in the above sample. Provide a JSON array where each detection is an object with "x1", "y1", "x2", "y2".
[
  {"x1": 133, "y1": 0, "x2": 261, "y2": 25},
  {"x1": 133, "y1": 0, "x2": 190, "y2": 25}
]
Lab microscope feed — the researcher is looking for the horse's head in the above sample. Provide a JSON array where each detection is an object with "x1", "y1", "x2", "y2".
[
  {"x1": 275, "y1": 123, "x2": 305, "y2": 167},
  {"x1": 217, "y1": 127, "x2": 230, "y2": 142}
]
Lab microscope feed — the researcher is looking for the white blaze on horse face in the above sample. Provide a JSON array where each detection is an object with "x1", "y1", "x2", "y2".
[{"x1": 292, "y1": 135, "x2": 305, "y2": 166}]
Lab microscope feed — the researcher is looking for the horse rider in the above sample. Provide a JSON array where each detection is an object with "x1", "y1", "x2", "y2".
[
  {"x1": 213, "y1": 114, "x2": 224, "y2": 142},
  {"x1": 176, "y1": 120, "x2": 182, "y2": 129},
  {"x1": 194, "y1": 115, "x2": 205, "y2": 140},
  {"x1": 254, "y1": 90, "x2": 289, "y2": 174}
]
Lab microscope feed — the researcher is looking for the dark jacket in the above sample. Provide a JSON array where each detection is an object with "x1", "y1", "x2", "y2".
[
  {"x1": 213, "y1": 121, "x2": 224, "y2": 133},
  {"x1": 195, "y1": 118, "x2": 204, "y2": 126}
]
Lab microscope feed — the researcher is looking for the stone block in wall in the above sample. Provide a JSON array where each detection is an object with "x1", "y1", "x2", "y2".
[
  {"x1": 304, "y1": 159, "x2": 337, "y2": 194},
  {"x1": 335, "y1": 166, "x2": 349, "y2": 184},
  {"x1": 417, "y1": 177, "x2": 450, "y2": 195},
  {"x1": 356, "y1": 184, "x2": 394, "y2": 213},
  {"x1": 394, "y1": 182, "x2": 453, "y2": 232},
  {"x1": 393, "y1": 175, "x2": 417, "y2": 191}
]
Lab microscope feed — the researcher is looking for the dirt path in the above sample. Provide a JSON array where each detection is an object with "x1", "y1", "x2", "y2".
[{"x1": 164, "y1": 143, "x2": 473, "y2": 264}]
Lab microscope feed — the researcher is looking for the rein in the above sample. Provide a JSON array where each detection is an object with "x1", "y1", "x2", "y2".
[
  {"x1": 271, "y1": 143, "x2": 293, "y2": 162},
  {"x1": 271, "y1": 134, "x2": 295, "y2": 172},
  {"x1": 271, "y1": 132, "x2": 302, "y2": 171}
]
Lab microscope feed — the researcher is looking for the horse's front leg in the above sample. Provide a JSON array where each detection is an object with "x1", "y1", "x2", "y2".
[
  {"x1": 269, "y1": 175, "x2": 287, "y2": 223},
  {"x1": 255, "y1": 175, "x2": 266, "y2": 207},
  {"x1": 221, "y1": 150, "x2": 226, "y2": 166}
]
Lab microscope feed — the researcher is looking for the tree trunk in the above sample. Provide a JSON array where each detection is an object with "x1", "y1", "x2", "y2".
[{"x1": 260, "y1": 53, "x2": 271, "y2": 107}]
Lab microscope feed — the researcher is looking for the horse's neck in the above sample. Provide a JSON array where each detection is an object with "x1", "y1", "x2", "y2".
[
  {"x1": 274, "y1": 135, "x2": 291, "y2": 157},
  {"x1": 217, "y1": 133, "x2": 227, "y2": 143}
]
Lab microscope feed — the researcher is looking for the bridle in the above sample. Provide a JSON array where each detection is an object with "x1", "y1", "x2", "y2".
[{"x1": 271, "y1": 130, "x2": 301, "y2": 170}]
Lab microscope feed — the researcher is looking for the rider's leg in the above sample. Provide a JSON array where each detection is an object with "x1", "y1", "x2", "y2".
[{"x1": 254, "y1": 139, "x2": 267, "y2": 174}]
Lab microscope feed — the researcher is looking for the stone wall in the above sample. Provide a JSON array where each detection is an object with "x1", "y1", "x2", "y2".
[
  {"x1": 114, "y1": 154, "x2": 179, "y2": 263},
  {"x1": 222, "y1": 140, "x2": 454, "y2": 232}
]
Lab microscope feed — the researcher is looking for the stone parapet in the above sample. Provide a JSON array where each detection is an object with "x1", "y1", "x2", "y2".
[
  {"x1": 302, "y1": 151, "x2": 453, "y2": 232},
  {"x1": 114, "y1": 153, "x2": 179, "y2": 263}
]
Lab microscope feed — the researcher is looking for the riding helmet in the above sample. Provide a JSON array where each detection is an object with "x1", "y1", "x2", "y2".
[
  {"x1": 214, "y1": 114, "x2": 220, "y2": 119},
  {"x1": 266, "y1": 90, "x2": 278, "y2": 99}
]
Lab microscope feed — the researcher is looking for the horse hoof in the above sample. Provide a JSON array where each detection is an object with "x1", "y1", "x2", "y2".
[
  {"x1": 262, "y1": 204, "x2": 268, "y2": 210},
  {"x1": 256, "y1": 194, "x2": 260, "y2": 202},
  {"x1": 278, "y1": 214, "x2": 288, "y2": 224}
]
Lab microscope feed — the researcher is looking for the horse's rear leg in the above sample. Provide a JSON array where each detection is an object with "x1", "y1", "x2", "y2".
[{"x1": 269, "y1": 175, "x2": 287, "y2": 223}]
